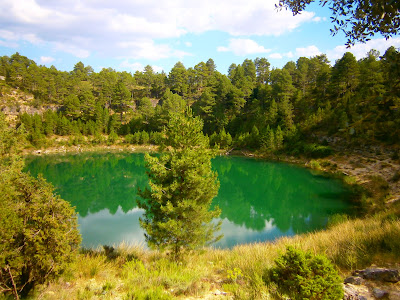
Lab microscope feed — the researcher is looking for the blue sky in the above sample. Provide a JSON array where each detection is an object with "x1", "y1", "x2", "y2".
[{"x1": 1, "y1": 0, "x2": 399, "y2": 75}]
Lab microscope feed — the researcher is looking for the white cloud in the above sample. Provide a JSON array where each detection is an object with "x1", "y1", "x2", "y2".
[
  {"x1": 185, "y1": 42, "x2": 192, "y2": 47},
  {"x1": 269, "y1": 52, "x2": 293, "y2": 59},
  {"x1": 118, "y1": 39, "x2": 191, "y2": 60},
  {"x1": 312, "y1": 16, "x2": 327, "y2": 22},
  {"x1": 0, "y1": 30, "x2": 42, "y2": 46},
  {"x1": 119, "y1": 60, "x2": 164, "y2": 73},
  {"x1": 108, "y1": 14, "x2": 185, "y2": 38},
  {"x1": 0, "y1": 40, "x2": 19, "y2": 48},
  {"x1": 0, "y1": 29, "x2": 18, "y2": 41},
  {"x1": 176, "y1": 0, "x2": 315, "y2": 36},
  {"x1": 269, "y1": 53, "x2": 282, "y2": 59},
  {"x1": 22, "y1": 33, "x2": 43, "y2": 45},
  {"x1": 54, "y1": 42, "x2": 90, "y2": 58},
  {"x1": 40, "y1": 56, "x2": 55, "y2": 64},
  {"x1": 296, "y1": 45, "x2": 321, "y2": 57},
  {"x1": 152, "y1": 65, "x2": 164, "y2": 73},
  {"x1": 0, "y1": 0, "x2": 316, "y2": 60},
  {"x1": 326, "y1": 37, "x2": 400, "y2": 61},
  {"x1": 268, "y1": 46, "x2": 320, "y2": 62},
  {"x1": 217, "y1": 38, "x2": 271, "y2": 56},
  {"x1": 120, "y1": 61, "x2": 144, "y2": 71}
]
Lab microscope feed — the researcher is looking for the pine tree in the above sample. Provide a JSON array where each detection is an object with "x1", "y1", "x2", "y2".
[
  {"x1": 275, "y1": 125, "x2": 284, "y2": 149},
  {"x1": 138, "y1": 108, "x2": 221, "y2": 259}
]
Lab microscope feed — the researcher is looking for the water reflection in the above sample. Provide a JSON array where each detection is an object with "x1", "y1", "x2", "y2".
[{"x1": 25, "y1": 153, "x2": 353, "y2": 248}]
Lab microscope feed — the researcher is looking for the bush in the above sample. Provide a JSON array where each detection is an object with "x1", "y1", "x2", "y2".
[
  {"x1": 107, "y1": 130, "x2": 119, "y2": 145},
  {"x1": 140, "y1": 131, "x2": 149, "y2": 144},
  {"x1": 310, "y1": 160, "x2": 322, "y2": 170},
  {"x1": 269, "y1": 246, "x2": 343, "y2": 300},
  {"x1": 1, "y1": 113, "x2": 81, "y2": 298},
  {"x1": 0, "y1": 171, "x2": 81, "y2": 298},
  {"x1": 303, "y1": 143, "x2": 334, "y2": 158},
  {"x1": 125, "y1": 134, "x2": 134, "y2": 144},
  {"x1": 150, "y1": 131, "x2": 163, "y2": 145},
  {"x1": 91, "y1": 132, "x2": 105, "y2": 144}
]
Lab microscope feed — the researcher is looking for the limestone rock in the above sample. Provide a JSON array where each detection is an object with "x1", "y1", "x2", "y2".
[
  {"x1": 373, "y1": 288, "x2": 389, "y2": 299},
  {"x1": 353, "y1": 268, "x2": 400, "y2": 283},
  {"x1": 344, "y1": 276, "x2": 364, "y2": 285},
  {"x1": 343, "y1": 284, "x2": 370, "y2": 300}
]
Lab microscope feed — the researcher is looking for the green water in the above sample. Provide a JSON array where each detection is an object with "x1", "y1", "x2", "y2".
[{"x1": 25, "y1": 152, "x2": 353, "y2": 248}]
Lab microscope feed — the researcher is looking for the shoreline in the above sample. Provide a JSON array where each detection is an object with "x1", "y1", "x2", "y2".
[{"x1": 24, "y1": 142, "x2": 400, "y2": 209}]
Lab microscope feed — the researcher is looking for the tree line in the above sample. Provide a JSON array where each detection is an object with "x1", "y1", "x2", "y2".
[{"x1": 1, "y1": 47, "x2": 399, "y2": 155}]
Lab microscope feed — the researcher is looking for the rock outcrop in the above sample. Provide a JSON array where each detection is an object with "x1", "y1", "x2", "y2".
[{"x1": 344, "y1": 268, "x2": 400, "y2": 300}]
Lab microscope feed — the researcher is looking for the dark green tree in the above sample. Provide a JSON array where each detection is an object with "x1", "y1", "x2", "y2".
[
  {"x1": 168, "y1": 62, "x2": 188, "y2": 96},
  {"x1": 255, "y1": 57, "x2": 270, "y2": 85},
  {"x1": 112, "y1": 80, "x2": 131, "y2": 123},
  {"x1": 138, "y1": 109, "x2": 221, "y2": 259}
]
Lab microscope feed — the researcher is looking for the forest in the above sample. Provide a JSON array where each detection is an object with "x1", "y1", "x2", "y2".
[{"x1": 1, "y1": 47, "x2": 399, "y2": 156}]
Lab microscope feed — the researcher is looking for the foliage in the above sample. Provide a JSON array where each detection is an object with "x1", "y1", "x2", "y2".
[
  {"x1": 277, "y1": 0, "x2": 400, "y2": 46},
  {"x1": 0, "y1": 113, "x2": 81, "y2": 298},
  {"x1": 227, "y1": 267, "x2": 244, "y2": 283},
  {"x1": 138, "y1": 109, "x2": 221, "y2": 259},
  {"x1": 2, "y1": 47, "x2": 400, "y2": 152},
  {"x1": 303, "y1": 143, "x2": 334, "y2": 158},
  {"x1": 107, "y1": 130, "x2": 119, "y2": 145},
  {"x1": 269, "y1": 246, "x2": 343, "y2": 300}
]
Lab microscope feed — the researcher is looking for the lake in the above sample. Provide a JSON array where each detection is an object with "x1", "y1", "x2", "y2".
[{"x1": 25, "y1": 152, "x2": 353, "y2": 249}]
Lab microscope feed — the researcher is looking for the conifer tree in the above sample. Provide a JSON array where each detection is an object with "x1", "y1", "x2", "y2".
[{"x1": 138, "y1": 108, "x2": 221, "y2": 259}]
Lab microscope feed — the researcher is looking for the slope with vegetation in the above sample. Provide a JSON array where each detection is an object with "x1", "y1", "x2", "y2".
[{"x1": 1, "y1": 47, "x2": 399, "y2": 155}]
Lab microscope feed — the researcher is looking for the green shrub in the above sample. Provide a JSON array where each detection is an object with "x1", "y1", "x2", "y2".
[
  {"x1": 91, "y1": 132, "x2": 105, "y2": 144},
  {"x1": 0, "y1": 172, "x2": 81, "y2": 298},
  {"x1": 310, "y1": 160, "x2": 322, "y2": 170},
  {"x1": 269, "y1": 246, "x2": 343, "y2": 300},
  {"x1": 150, "y1": 131, "x2": 163, "y2": 145},
  {"x1": 125, "y1": 287, "x2": 173, "y2": 300},
  {"x1": 107, "y1": 130, "x2": 119, "y2": 145},
  {"x1": 125, "y1": 134, "x2": 135, "y2": 144},
  {"x1": 303, "y1": 143, "x2": 334, "y2": 158},
  {"x1": 0, "y1": 113, "x2": 81, "y2": 298},
  {"x1": 140, "y1": 131, "x2": 149, "y2": 144}
]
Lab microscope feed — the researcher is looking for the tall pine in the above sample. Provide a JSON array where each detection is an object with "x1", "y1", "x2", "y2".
[{"x1": 138, "y1": 108, "x2": 221, "y2": 259}]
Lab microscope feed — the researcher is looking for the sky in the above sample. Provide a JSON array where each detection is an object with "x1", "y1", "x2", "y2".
[{"x1": 1, "y1": 0, "x2": 400, "y2": 75}]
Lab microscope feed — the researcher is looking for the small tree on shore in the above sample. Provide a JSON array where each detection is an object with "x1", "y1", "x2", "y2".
[{"x1": 138, "y1": 108, "x2": 221, "y2": 259}]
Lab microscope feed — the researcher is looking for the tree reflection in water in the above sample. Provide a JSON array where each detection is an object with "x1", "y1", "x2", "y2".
[{"x1": 25, "y1": 153, "x2": 353, "y2": 248}]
